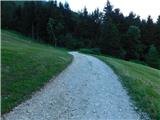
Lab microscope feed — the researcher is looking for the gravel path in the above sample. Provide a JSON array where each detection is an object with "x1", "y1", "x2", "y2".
[{"x1": 2, "y1": 52, "x2": 141, "y2": 120}]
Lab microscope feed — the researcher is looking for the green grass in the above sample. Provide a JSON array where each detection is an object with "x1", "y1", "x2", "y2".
[
  {"x1": 95, "y1": 55, "x2": 160, "y2": 119},
  {"x1": 1, "y1": 30, "x2": 73, "y2": 114}
]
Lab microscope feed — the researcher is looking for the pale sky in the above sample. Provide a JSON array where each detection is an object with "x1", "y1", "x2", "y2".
[{"x1": 57, "y1": 0, "x2": 160, "y2": 22}]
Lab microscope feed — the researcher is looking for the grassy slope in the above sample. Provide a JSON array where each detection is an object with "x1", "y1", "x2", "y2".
[
  {"x1": 96, "y1": 55, "x2": 160, "y2": 119},
  {"x1": 1, "y1": 30, "x2": 72, "y2": 114}
]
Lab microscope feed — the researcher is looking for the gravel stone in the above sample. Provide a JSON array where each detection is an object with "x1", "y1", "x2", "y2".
[{"x1": 2, "y1": 52, "x2": 143, "y2": 120}]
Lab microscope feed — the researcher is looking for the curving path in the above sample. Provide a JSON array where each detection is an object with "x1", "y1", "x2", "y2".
[{"x1": 2, "y1": 52, "x2": 141, "y2": 120}]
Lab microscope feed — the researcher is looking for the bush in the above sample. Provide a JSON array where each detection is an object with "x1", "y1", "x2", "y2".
[
  {"x1": 130, "y1": 60, "x2": 148, "y2": 66},
  {"x1": 79, "y1": 48, "x2": 101, "y2": 55}
]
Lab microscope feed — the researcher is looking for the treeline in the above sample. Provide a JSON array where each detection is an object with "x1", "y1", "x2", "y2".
[{"x1": 1, "y1": 1, "x2": 160, "y2": 69}]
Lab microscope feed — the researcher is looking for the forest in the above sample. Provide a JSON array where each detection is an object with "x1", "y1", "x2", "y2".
[{"x1": 1, "y1": 0, "x2": 160, "y2": 69}]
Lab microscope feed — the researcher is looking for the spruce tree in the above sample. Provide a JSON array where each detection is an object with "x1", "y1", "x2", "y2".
[
  {"x1": 145, "y1": 45, "x2": 160, "y2": 69},
  {"x1": 125, "y1": 26, "x2": 142, "y2": 59},
  {"x1": 47, "y1": 18, "x2": 57, "y2": 46},
  {"x1": 101, "y1": 0, "x2": 122, "y2": 57},
  {"x1": 155, "y1": 16, "x2": 160, "y2": 52}
]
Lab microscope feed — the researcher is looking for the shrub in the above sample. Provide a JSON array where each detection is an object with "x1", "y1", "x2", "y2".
[
  {"x1": 79, "y1": 48, "x2": 101, "y2": 55},
  {"x1": 130, "y1": 60, "x2": 148, "y2": 66}
]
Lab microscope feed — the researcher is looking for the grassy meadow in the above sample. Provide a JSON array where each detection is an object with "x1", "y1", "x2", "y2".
[{"x1": 1, "y1": 30, "x2": 72, "y2": 114}]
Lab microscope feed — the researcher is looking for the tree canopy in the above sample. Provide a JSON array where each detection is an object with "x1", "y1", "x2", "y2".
[{"x1": 1, "y1": 0, "x2": 160, "y2": 69}]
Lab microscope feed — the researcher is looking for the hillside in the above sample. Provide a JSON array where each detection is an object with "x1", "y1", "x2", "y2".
[
  {"x1": 96, "y1": 55, "x2": 160, "y2": 119},
  {"x1": 1, "y1": 30, "x2": 72, "y2": 114}
]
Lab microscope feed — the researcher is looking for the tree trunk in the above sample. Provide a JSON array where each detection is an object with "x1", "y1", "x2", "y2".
[{"x1": 52, "y1": 31, "x2": 57, "y2": 47}]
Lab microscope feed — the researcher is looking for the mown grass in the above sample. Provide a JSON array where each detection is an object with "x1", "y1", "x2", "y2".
[
  {"x1": 1, "y1": 30, "x2": 73, "y2": 114},
  {"x1": 95, "y1": 55, "x2": 160, "y2": 119}
]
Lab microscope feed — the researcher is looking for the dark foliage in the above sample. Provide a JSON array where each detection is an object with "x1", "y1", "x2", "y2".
[
  {"x1": 145, "y1": 45, "x2": 160, "y2": 69},
  {"x1": 1, "y1": 0, "x2": 160, "y2": 69}
]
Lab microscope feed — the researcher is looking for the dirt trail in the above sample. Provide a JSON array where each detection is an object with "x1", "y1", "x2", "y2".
[{"x1": 2, "y1": 52, "x2": 141, "y2": 120}]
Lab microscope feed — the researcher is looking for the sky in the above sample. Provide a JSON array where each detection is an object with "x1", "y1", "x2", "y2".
[{"x1": 57, "y1": 0, "x2": 160, "y2": 22}]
